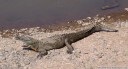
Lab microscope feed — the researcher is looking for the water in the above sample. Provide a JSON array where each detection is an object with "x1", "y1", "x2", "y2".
[{"x1": 0, "y1": 0, "x2": 128, "y2": 30}]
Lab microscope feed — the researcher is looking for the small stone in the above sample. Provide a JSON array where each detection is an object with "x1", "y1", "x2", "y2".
[
  {"x1": 97, "y1": 19, "x2": 102, "y2": 22},
  {"x1": 77, "y1": 20, "x2": 83, "y2": 24},
  {"x1": 107, "y1": 16, "x2": 111, "y2": 19},
  {"x1": 124, "y1": 8, "x2": 128, "y2": 11},
  {"x1": 87, "y1": 17, "x2": 91, "y2": 20}
]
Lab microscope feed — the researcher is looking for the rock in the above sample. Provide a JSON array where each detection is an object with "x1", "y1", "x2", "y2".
[
  {"x1": 124, "y1": 8, "x2": 128, "y2": 11},
  {"x1": 77, "y1": 20, "x2": 84, "y2": 24},
  {"x1": 107, "y1": 16, "x2": 111, "y2": 19},
  {"x1": 87, "y1": 17, "x2": 91, "y2": 20}
]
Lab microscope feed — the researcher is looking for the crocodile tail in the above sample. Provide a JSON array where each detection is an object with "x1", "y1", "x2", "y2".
[
  {"x1": 95, "y1": 23, "x2": 118, "y2": 32},
  {"x1": 100, "y1": 24, "x2": 118, "y2": 32}
]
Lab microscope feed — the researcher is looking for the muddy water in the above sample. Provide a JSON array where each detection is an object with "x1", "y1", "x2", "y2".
[{"x1": 0, "y1": 0, "x2": 128, "y2": 30}]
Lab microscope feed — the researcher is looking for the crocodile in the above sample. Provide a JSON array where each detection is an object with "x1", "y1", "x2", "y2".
[
  {"x1": 15, "y1": 22, "x2": 118, "y2": 58},
  {"x1": 101, "y1": 0, "x2": 119, "y2": 10}
]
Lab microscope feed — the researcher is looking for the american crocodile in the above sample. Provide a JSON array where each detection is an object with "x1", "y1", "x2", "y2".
[{"x1": 15, "y1": 22, "x2": 118, "y2": 58}]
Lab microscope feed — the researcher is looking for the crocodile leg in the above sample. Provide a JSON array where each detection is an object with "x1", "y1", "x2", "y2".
[
  {"x1": 94, "y1": 24, "x2": 118, "y2": 32},
  {"x1": 65, "y1": 38, "x2": 74, "y2": 54},
  {"x1": 37, "y1": 49, "x2": 48, "y2": 58}
]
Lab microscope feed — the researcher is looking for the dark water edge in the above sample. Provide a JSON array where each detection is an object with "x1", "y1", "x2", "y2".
[{"x1": 0, "y1": 0, "x2": 128, "y2": 30}]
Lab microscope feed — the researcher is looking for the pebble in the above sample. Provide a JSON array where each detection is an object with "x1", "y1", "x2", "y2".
[
  {"x1": 124, "y1": 8, "x2": 128, "y2": 11},
  {"x1": 87, "y1": 17, "x2": 91, "y2": 20},
  {"x1": 77, "y1": 20, "x2": 83, "y2": 24},
  {"x1": 107, "y1": 16, "x2": 111, "y2": 19}
]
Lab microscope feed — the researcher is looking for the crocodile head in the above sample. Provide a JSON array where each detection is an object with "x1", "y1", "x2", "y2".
[
  {"x1": 15, "y1": 35, "x2": 39, "y2": 51},
  {"x1": 15, "y1": 35, "x2": 38, "y2": 43},
  {"x1": 22, "y1": 41, "x2": 39, "y2": 51}
]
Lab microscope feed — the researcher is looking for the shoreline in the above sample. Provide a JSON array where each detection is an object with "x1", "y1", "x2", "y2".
[{"x1": 1, "y1": 10, "x2": 128, "y2": 38}]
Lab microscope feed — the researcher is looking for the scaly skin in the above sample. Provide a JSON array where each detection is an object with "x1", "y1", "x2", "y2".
[{"x1": 15, "y1": 22, "x2": 118, "y2": 58}]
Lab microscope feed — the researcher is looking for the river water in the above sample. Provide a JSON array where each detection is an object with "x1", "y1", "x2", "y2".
[{"x1": 0, "y1": 0, "x2": 128, "y2": 30}]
